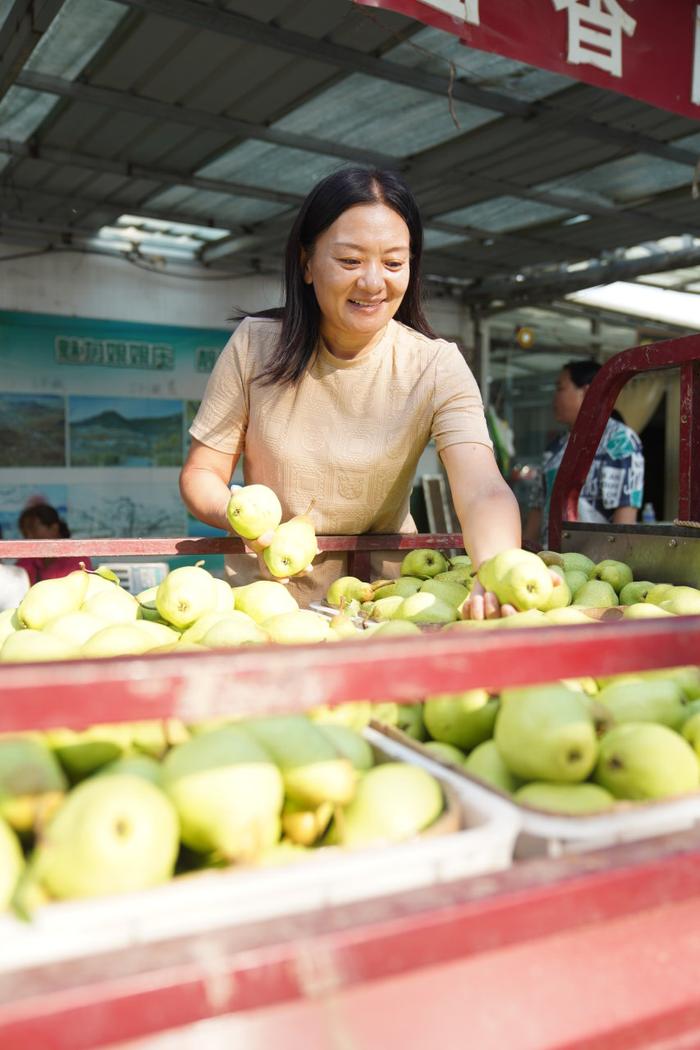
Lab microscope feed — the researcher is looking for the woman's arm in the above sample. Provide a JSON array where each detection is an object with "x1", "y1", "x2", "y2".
[
  {"x1": 179, "y1": 438, "x2": 239, "y2": 533},
  {"x1": 440, "y1": 443, "x2": 521, "y2": 566}
]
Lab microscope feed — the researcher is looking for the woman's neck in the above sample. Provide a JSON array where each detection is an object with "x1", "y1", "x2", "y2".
[{"x1": 320, "y1": 324, "x2": 388, "y2": 361}]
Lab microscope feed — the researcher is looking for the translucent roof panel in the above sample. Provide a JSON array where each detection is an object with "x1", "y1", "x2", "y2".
[
  {"x1": 437, "y1": 195, "x2": 572, "y2": 232},
  {"x1": 197, "y1": 142, "x2": 342, "y2": 196},
  {"x1": 146, "y1": 185, "x2": 290, "y2": 226},
  {"x1": 424, "y1": 228, "x2": 470, "y2": 250},
  {"x1": 675, "y1": 130, "x2": 700, "y2": 151},
  {"x1": 24, "y1": 0, "x2": 126, "y2": 79},
  {"x1": 275, "y1": 72, "x2": 495, "y2": 158},
  {"x1": 536, "y1": 154, "x2": 692, "y2": 207},
  {"x1": 117, "y1": 215, "x2": 231, "y2": 242},
  {"x1": 0, "y1": 0, "x2": 15, "y2": 27},
  {"x1": 386, "y1": 26, "x2": 574, "y2": 101},
  {"x1": 0, "y1": 86, "x2": 58, "y2": 141}
]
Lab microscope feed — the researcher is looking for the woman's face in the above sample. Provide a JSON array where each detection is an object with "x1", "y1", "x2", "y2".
[
  {"x1": 303, "y1": 202, "x2": 411, "y2": 356},
  {"x1": 553, "y1": 369, "x2": 586, "y2": 427},
  {"x1": 20, "y1": 517, "x2": 59, "y2": 540}
]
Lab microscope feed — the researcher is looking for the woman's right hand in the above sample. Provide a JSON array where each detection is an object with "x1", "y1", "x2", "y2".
[{"x1": 242, "y1": 531, "x2": 314, "y2": 585}]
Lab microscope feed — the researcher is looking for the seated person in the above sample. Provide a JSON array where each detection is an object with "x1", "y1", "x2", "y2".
[{"x1": 15, "y1": 503, "x2": 93, "y2": 585}]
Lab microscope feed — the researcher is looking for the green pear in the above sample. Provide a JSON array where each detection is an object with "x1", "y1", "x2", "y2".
[
  {"x1": 212, "y1": 578, "x2": 234, "y2": 612},
  {"x1": 130, "y1": 718, "x2": 189, "y2": 757},
  {"x1": 234, "y1": 580, "x2": 298, "y2": 622},
  {"x1": 400, "y1": 549, "x2": 449, "y2": 579},
  {"x1": 623, "y1": 603, "x2": 674, "y2": 620},
  {"x1": 132, "y1": 620, "x2": 181, "y2": 647},
  {"x1": 434, "y1": 567, "x2": 473, "y2": 586},
  {"x1": 560, "y1": 677, "x2": 599, "y2": 696},
  {"x1": 423, "y1": 690, "x2": 497, "y2": 751},
  {"x1": 537, "y1": 550, "x2": 564, "y2": 568},
  {"x1": 135, "y1": 586, "x2": 168, "y2": 624},
  {"x1": 479, "y1": 549, "x2": 553, "y2": 611},
  {"x1": 263, "y1": 610, "x2": 329, "y2": 644},
  {"x1": 316, "y1": 724, "x2": 374, "y2": 770},
  {"x1": 393, "y1": 591, "x2": 457, "y2": 624},
  {"x1": 366, "y1": 619, "x2": 422, "y2": 637},
  {"x1": 564, "y1": 570, "x2": 589, "y2": 597},
  {"x1": 498, "y1": 610, "x2": 548, "y2": 628},
  {"x1": 49, "y1": 724, "x2": 133, "y2": 782},
  {"x1": 368, "y1": 595, "x2": 406, "y2": 621},
  {"x1": 244, "y1": 715, "x2": 356, "y2": 807},
  {"x1": 226, "y1": 483, "x2": 282, "y2": 540},
  {"x1": 369, "y1": 701, "x2": 399, "y2": 726},
  {"x1": 477, "y1": 548, "x2": 525, "y2": 593},
  {"x1": 99, "y1": 754, "x2": 163, "y2": 785},
  {"x1": 33, "y1": 775, "x2": 179, "y2": 899},
  {"x1": 594, "y1": 722, "x2": 700, "y2": 799},
  {"x1": 180, "y1": 610, "x2": 233, "y2": 644},
  {"x1": 423, "y1": 741, "x2": 466, "y2": 764},
  {"x1": 0, "y1": 737, "x2": 67, "y2": 833},
  {"x1": 560, "y1": 552, "x2": 595, "y2": 577},
  {"x1": 332, "y1": 763, "x2": 443, "y2": 847},
  {"x1": 162, "y1": 726, "x2": 284, "y2": 858},
  {"x1": 44, "y1": 610, "x2": 108, "y2": 647},
  {"x1": 263, "y1": 510, "x2": 319, "y2": 578},
  {"x1": 82, "y1": 586, "x2": 139, "y2": 624},
  {"x1": 596, "y1": 679, "x2": 687, "y2": 729},
  {"x1": 548, "y1": 564, "x2": 565, "y2": 579},
  {"x1": 308, "y1": 701, "x2": 373, "y2": 731},
  {"x1": 449, "y1": 554, "x2": 473, "y2": 570},
  {"x1": 592, "y1": 559, "x2": 633, "y2": 593},
  {"x1": 660, "y1": 587, "x2": 700, "y2": 616},
  {"x1": 83, "y1": 569, "x2": 121, "y2": 601},
  {"x1": 645, "y1": 583, "x2": 675, "y2": 606},
  {"x1": 18, "y1": 569, "x2": 89, "y2": 629},
  {"x1": 495, "y1": 684, "x2": 598, "y2": 783},
  {"x1": 543, "y1": 606, "x2": 596, "y2": 626},
  {"x1": 255, "y1": 841, "x2": 310, "y2": 867},
  {"x1": 0, "y1": 816, "x2": 23, "y2": 910},
  {"x1": 572, "y1": 579, "x2": 618, "y2": 608},
  {"x1": 619, "y1": 581, "x2": 655, "y2": 605},
  {"x1": 0, "y1": 630, "x2": 78, "y2": 663},
  {"x1": 463, "y1": 740, "x2": 521, "y2": 793},
  {"x1": 540, "y1": 577, "x2": 571, "y2": 611},
  {"x1": 373, "y1": 576, "x2": 423, "y2": 600},
  {"x1": 514, "y1": 782, "x2": 615, "y2": 814},
  {"x1": 327, "y1": 610, "x2": 363, "y2": 640},
  {"x1": 397, "y1": 702, "x2": 427, "y2": 741},
  {"x1": 420, "y1": 578, "x2": 470, "y2": 608},
  {"x1": 326, "y1": 576, "x2": 374, "y2": 606},
  {"x1": 156, "y1": 564, "x2": 218, "y2": 629},
  {"x1": 681, "y1": 711, "x2": 700, "y2": 755},
  {"x1": 0, "y1": 608, "x2": 21, "y2": 648},
  {"x1": 650, "y1": 666, "x2": 700, "y2": 702},
  {"x1": 81, "y1": 623, "x2": 154, "y2": 658},
  {"x1": 281, "y1": 798, "x2": 333, "y2": 846},
  {"x1": 200, "y1": 612, "x2": 270, "y2": 648}
]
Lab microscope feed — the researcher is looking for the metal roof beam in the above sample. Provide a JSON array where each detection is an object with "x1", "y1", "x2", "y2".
[
  {"x1": 13, "y1": 70, "x2": 400, "y2": 169},
  {"x1": 0, "y1": 0, "x2": 67, "y2": 100},
  {"x1": 120, "y1": 0, "x2": 699, "y2": 169}
]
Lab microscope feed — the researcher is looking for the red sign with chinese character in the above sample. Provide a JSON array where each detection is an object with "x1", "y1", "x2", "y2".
[{"x1": 355, "y1": 0, "x2": 700, "y2": 120}]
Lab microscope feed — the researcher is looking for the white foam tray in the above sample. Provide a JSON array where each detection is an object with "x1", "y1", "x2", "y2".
[
  {"x1": 372, "y1": 726, "x2": 700, "y2": 859},
  {"x1": 0, "y1": 728, "x2": 519, "y2": 973}
]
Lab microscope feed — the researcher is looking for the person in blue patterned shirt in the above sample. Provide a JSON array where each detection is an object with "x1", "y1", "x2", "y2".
[{"x1": 523, "y1": 360, "x2": 645, "y2": 549}]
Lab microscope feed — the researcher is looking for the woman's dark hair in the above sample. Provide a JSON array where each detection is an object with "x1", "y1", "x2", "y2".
[
  {"x1": 562, "y1": 359, "x2": 625, "y2": 423},
  {"x1": 245, "y1": 167, "x2": 435, "y2": 385},
  {"x1": 18, "y1": 503, "x2": 70, "y2": 538}
]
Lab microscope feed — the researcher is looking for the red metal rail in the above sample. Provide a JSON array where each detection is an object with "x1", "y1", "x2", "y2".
[{"x1": 549, "y1": 332, "x2": 700, "y2": 549}]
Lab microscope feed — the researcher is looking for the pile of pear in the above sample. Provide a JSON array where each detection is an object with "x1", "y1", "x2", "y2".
[
  {"x1": 361, "y1": 665, "x2": 700, "y2": 816},
  {"x1": 0, "y1": 712, "x2": 445, "y2": 916}
]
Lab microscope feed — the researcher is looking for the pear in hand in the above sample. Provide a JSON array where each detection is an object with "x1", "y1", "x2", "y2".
[
  {"x1": 478, "y1": 549, "x2": 553, "y2": 611},
  {"x1": 226, "y1": 483, "x2": 282, "y2": 540},
  {"x1": 263, "y1": 509, "x2": 319, "y2": 579}
]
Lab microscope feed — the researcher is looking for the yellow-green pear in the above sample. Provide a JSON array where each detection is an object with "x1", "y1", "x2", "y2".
[
  {"x1": 423, "y1": 690, "x2": 497, "y2": 751},
  {"x1": 478, "y1": 549, "x2": 553, "y2": 611},
  {"x1": 623, "y1": 603, "x2": 674, "y2": 619},
  {"x1": 564, "y1": 569, "x2": 589, "y2": 597},
  {"x1": 131, "y1": 620, "x2": 181, "y2": 647},
  {"x1": 83, "y1": 569, "x2": 121, "y2": 601},
  {"x1": 449, "y1": 554, "x2": 472, "y2": 570},
  {"x1": 212, "y1": 577, "x2": 235, "y2": 612},
  {"x1": 263, "y1": 511, "x2": 319, "y2": 579},
  {"x1": 156, "y1": 564, "x2": 218, "y2": 629},
  {"x1": 592, "y1": 559, "x2": 633, "y2": 593},
  {"x1": 650, "y1": 666, "x2": 700, "y2": 702},
  {"x1": 463, "y1": 740, "x2": 522, "y2": 793},
  {"x1": 234, "y1": 580, "x2": 298, "y2": 622},
  {"x1": 162, "y1": 726, "x2": 283, "y2": 859},
  {"x1": 572, "y1": 579, "x2": 618, "y2": 608},
  {"x1": 393, "y1": 591, "x2": 457, "y2": 624},
  {"x1": 1, "y1": 630, "x2": 78, "y2": 663},
  {"x1": 44, "y1": 610, "x2": 108, "y2": 647},
  {"x1": 537, "y1": 550, "x2": 564, "y2": 568},
  {"x1": 0, "y1": 608, "x2": 21, "y2": 648},
  {"x1": 0, "y1": 816, "x2": 23, "y2": 910},
  {"x1": 397, "y1": 702, "x2": 427, "y2": 741},
  {"x1": 48, "y1": 723, "x2": 133, "y2": 782},
  {"x1": 200, "y1": 612, "x2": 270, "y2": 648},
  {"x1": 560, "y1": 552, "x2": 595, "y2": 577},
  {"x1": 495, "y1": 684, "x2": 598, "y2": 783},
  {"x1": 135, "y1": 586, "x2": 167, "y2": 623},
  {"x1": 681, "y1": 711, "x2": 700, "y2": 755},
  {"x1": 420, "y1": 578, "x2": 470, "y2": 608},
  {"x1": 327, "y1": 610, "x2": 363, "y2": 640},
  {"x1": 263, "y1": 609, "x2": 329, "y2": 644},
  {"x1": 82, "y1": 623, "x2": 154, "y2": 658},
  {"x1": 309, "y1": 701, "x2": 373, "y2": 731},
  {"x1": 498, "y1": 610, "x2": 548, "y2": 628},
  {"x1": 98, "y1": 754, "x2": 163, "y2": 785},
  {"x1": 326, "y1": 576, "x2": 374, "y2": 606},
  {"x1": 244, "y1": 715, "x2": 356, "y2": 807},
  {"x1": 373, "y1": 577, "x2": 422, "y2": 600},
  {"x1": 226, "y1": 483, "x2": 282, "y2": 540},
  {"x1": 541, "y1": 577, "x2": 571, "y2": 611},
  {"x1": 560, "y1": 677, "x2": 599, "y2": 695},
  {"x1": 514, "y1": 781, "x2": 615, "y2": 814},
  {"x1": 645, "y1": 583, "x2": 675, "y2": 605},
  {"x1": 543, "y1": 606, "x2": 596, "y2": 626},
  {"x1": 423, "y1": 740, "x2": 466, "y2": 764},
  {"x1": 82, "y1": 586, "x2": 139, "y2": 624},
  {"x1": 18, "y1": 569, "x2": 89, "y2": 629},
  {"x1": 368, "y1": 595, "x2": 405, "y2": 621},
  {"x1": 0, "y1": 736, "x2": 67, "y2": 833},
  {"x1": 367, "y1": 619, "x2": 422, "y2": 637},
  {"x1": 594, "y1": 722, "x2": 700, "y2": 799},
  {"x1": 370, "y1": 701, "x2": 400, "y2": 726},
  {"x1": 332, "y1": 763, "x2": 443, "y2": 847},
  {"x1": 400, "y1": 549, "x2": 449, "y2": 579},
  {"x1": 619, "y1": 581, "x2": 655, "y2": 605},
  {"x1": 129, "y1": 718, "x2": 189, "y2": 757},
  {"x1": 597, "y1": 678, "x2": 687, "y2": 729},
  {"x1": 281, "y1": 798, "x2": 333, "y2": 846},
  {"x1": 315, "y1": 724, "x2": 374, "y2": 771},
  {"x1": 180, "y1": 610, "x2": 232, "y2": 644},
  {"x1": 33, "y1": 775, "x2": 179, "y2": 899},
  {"x1": 660, "y1": 587, "x2": 700, "y2": 616},
  {"x1": 435, "y1": 566, "x2": 473, "y2": 586}
]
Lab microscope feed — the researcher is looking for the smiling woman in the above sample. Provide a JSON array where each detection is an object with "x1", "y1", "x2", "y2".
[{"x1": 179, "y1": 167, "x2": 522, "y2": 614}]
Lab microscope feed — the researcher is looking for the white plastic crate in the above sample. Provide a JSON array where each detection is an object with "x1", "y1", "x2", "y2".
[
  {"x1": 0, "y1": 728, "x2": 519, "y2": 973},
  {"x1": 371, "y1": 724, "x2": 700, "y2": 859}
]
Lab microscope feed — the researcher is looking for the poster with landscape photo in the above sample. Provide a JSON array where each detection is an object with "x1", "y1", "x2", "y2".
[
  {"x1": 68, "y1": 396, "x2": 184, "y2": 467},
  {"x1": 0, "y1": 484, "x2": 68, "y2": 539},
  {"x1": 69, "y1": 479, "x2": 186, "y2": 538},
  {"x1": 0, "y1": 394, "x2": 66, "y2": 467}
]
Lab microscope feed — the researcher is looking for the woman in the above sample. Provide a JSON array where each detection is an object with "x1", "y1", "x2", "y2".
[
  {"x1": 15, "y1": 503, "x2": 93, "y2": 585},
  {"x1": 523, "y1": 359, "x2": 645, "y2": 549},
  {"x1": 180, "y1": 167, "x2": 522, "y2": 619}
]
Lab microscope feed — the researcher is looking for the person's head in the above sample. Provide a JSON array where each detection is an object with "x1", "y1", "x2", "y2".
[
  {"x1": 258, "y1": 166, "x2": 434, "y2": 383},
  {"x1": 18, "y1": 503, "x2": 70, "y2": 540},
  {"x1": 553, "y1": 359, "x2": 601, "y2": 427}
]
